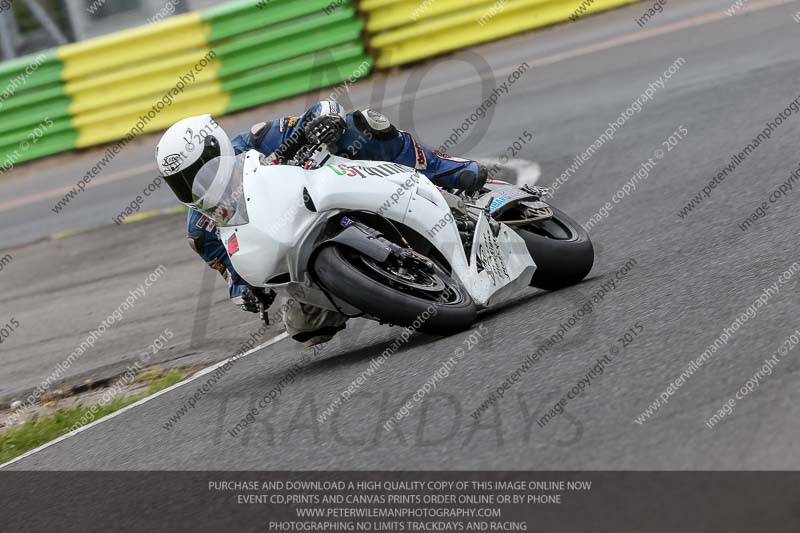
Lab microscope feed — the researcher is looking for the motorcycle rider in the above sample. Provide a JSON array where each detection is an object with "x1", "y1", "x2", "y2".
[{"x1": 156, "y1": 100, "x2": 488, "y2": 346}]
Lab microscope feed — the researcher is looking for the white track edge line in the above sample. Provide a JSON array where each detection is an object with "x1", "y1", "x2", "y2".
[{"x1": 0, "y1": 332, "x2": 290, "y2": 470}]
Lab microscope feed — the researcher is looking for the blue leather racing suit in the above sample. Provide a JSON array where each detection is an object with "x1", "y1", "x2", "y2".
[{"x1": 186, "y1": 100, "x2": 484, "y2": 310}]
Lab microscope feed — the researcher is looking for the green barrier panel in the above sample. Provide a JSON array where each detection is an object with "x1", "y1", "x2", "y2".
[
  {"x1": 222, "y1": 43, "x2": 370, "y2": 104},
  {"x1": 226, "y1": 54, "x2": 373, "y2": 113},
  {"x1": 0, "y1": 83, "x2": 66, "y2": 115},
  {"x1": 0, "y1": 129, "x2": 79, "y2": 170},
  {"x1": 203, "y1": 0, "x2": 347, "y2": 41},
  {"x1": 212, "y1": 6, "x2": 358, "y2": 67},
  {"x1": 0, "y1": 50, "x2": 63, "y2": 94},
  {"x1": 0, "y1": 97, "x2": 72, "y2": 133},
  {"x1": 0, "y1": 116, "x2": 74, "y2": 153},
  {"x1": 215, "y1": 17, "x2": 365, "y2": 78},
  {"x1": 211, "y1": 1, "x2": 368, "y2": 116},
  {"x1": 0, "y1": 49, "x2": 75, "y2": 166}
]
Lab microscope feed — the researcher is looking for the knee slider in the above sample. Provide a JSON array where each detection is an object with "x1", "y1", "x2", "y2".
[
  {"x1": 353, "y1": 109, "x2": 399, "y2": 140},
  {"x1": 249, "y1": 121, "x2": 272, "y2": 147}
]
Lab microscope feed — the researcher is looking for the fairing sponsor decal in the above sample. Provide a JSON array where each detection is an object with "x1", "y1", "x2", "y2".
[
  {"x1": 325, "y1": 162, "x2": 409, "y2": 179},
  {"x1": 477, "y1": 229, "x2": 510, "y2": 285},
  {"x1": 226, "y1": 233, "x2": 240, "y2": 256}
]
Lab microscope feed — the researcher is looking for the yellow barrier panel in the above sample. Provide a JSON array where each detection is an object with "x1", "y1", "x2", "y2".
[
  {"x1": 58, "y1": 14, "x2": 210, "y2": 80},
  {"x1": 367, "y1": 0, "x2": 640, "y2": 68},
  {"x1": 67, "y1": 50, "x2": 220, "y2": 115},
  {"x1": 363, "y1": 0, "x2": 492, "y2": 32},
  {"x1": 75, "y1": 89, "x2": 229, "y2": 147},
  {"x1": 372, "y1": 0, "x2": 548, "y2": 47},
  {"x1": 73, "y1": 81, "x2": 221, "y2": 129},
  {"x1": 360, "y1": 0, "x2": 401, "y2": 9}
]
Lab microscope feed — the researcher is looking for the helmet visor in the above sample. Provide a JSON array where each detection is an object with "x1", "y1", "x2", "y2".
[{"x1": 191, "y1": 154, "x2": 249, "y2": 227}]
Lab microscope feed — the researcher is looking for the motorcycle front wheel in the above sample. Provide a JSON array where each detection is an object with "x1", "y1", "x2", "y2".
[{"x1": 312, "y1": 245, "x2": 476, "y2": 335}]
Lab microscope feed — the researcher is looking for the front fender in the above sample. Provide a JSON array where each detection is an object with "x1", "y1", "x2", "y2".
[{"x1": 309, "y1": 225, "x2": 394, "y2": 269}]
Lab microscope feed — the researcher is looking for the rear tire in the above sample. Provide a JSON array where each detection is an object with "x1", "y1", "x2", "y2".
[
  {"x1": 312, "y1": 246, "x2": 476, "y2": 335},
  {"x1": 514, "y1": 206, "x2": 594, "y2": 291}
]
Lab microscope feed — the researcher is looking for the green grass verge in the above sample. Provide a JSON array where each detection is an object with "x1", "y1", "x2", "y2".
[{"x1": 0, "y1": 369, "x2": 185, "y2": 464}]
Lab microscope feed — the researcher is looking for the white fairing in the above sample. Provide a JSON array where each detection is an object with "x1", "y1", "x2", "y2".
[
  {"x1": 218, "y1": 150, "x2": 535, "y2": 310},
  {"x1": 468, "y1": 214, "x2": 536, "y2": 307}
]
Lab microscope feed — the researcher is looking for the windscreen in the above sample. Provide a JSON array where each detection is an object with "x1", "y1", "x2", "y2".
[{"x1": 191, "y1": 154, "x2": 249, "y2": 227}]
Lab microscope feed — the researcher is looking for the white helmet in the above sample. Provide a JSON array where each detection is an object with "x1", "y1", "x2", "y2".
[{"x1": 156, "y1": 114, "x2": 234, "y2": 205}]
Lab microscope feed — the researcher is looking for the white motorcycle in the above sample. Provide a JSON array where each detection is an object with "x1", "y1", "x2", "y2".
[{"x1": 192, "y1": 143, "x2": 594, "y2": 334}]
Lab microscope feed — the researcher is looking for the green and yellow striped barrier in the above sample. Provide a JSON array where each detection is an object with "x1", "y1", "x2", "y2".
[
  {"x1": 0, "y1": 0, "x2": 371, "y2": 168},
  {"x1": 0, "y1": 0, "x2": 643, "y2": 168}
]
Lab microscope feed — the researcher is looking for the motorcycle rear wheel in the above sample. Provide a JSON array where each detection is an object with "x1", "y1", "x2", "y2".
[{"x1": 513, "y1": 206, "x2": 594, "y2": 291}]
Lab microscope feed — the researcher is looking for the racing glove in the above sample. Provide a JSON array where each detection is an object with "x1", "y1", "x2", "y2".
[
  {"x1": 303, "y1": 113, "x2": 347, "y2": 146},
  {"x1": 459, "y1": 162, "x2": 489, "y2": 194},
  {"x1": 241, "y1": 286, "x2": 276, "y2": 314}
]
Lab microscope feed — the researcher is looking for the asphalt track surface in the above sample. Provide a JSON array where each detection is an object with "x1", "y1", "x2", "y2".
[{"x1": 3, "y1": 0, "x2": 800, "y2": 469}]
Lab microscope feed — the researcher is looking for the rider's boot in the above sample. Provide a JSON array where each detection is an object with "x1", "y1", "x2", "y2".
[
  {"x1": 292, "y1": 324, "x2": 348, "y2": 347},
  {"x1": 282, "y1": 300, "x2": 348, "y2": 347}
]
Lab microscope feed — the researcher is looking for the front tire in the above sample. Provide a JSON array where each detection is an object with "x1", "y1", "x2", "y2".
[
  {"x1": 312, "y1": 246, "x2": 477, "y2": 335},
  {"x1": 514, "y1": 206, "x2": 594, "y2": 291}
]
